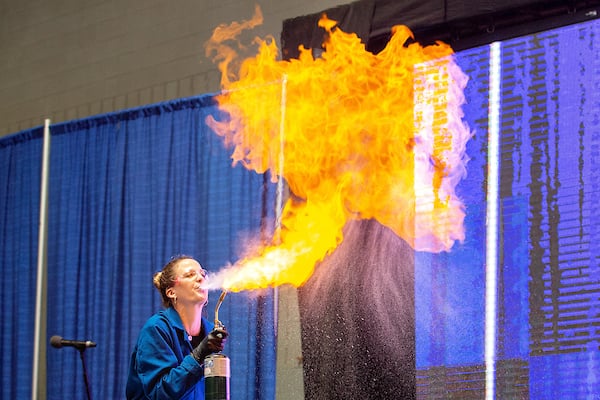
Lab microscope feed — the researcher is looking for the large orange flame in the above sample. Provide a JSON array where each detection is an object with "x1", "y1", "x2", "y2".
[{"x1": 204, "y1": 6, "x2": 471, "y2": 292}]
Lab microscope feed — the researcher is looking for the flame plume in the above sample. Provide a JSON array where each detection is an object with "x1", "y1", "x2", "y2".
[{"x1": 204, "y1": 6, "x2": 471, "y2": 292}]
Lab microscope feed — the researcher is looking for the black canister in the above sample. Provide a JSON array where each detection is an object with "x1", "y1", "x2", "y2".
[{"x1": 204, "y1": 353, "x2": 230, "y2": 400}]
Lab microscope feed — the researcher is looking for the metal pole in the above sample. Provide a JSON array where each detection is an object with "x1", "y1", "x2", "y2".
[
  {"x1": 32, "y1": 119, "x2": 51, "y2": 400},
  {"x1": 273, "y1": 74, "x2": 288, "y2": 336},
  {"x1": 274, "y1": 76, "x2": 305, "y2": 400},
  {"x1": 485, "y1": 43, "x2": 501, "y2": 400}
]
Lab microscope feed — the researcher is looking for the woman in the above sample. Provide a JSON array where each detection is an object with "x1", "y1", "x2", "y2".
[{"x1": 126, "y1": 255, "x2": 227, "y2": 399}]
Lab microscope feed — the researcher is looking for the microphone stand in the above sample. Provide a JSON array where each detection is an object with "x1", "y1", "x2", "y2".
[{"x1": 77, "y1": 347, "x2": 92, "y2": 400}]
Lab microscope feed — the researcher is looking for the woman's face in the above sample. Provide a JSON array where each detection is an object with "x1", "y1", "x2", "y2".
[{"x1": 170, "y1": 258, "x2": 209, "y2": 306}]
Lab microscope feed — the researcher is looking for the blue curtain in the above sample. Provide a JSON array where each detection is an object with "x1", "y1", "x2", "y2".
[
  {"x1": 0, "y1": 94, "x2": 276, "y2": 399},
  {"x1": 0, "y1": 127, "x2": 44, "y2": 399}
]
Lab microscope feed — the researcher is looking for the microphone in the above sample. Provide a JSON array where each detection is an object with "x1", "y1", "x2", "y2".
[{"x1": 50, "y1": 335, "x2": 96, "y2": 350}]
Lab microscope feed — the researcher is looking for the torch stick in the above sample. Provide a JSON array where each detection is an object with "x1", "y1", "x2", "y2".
[
  {"x1": 214, "y1": 290, "x2": 228, "y2": 332},
  {"x1": 205, "y1": 290, "x2": 230, "y2": 400}
]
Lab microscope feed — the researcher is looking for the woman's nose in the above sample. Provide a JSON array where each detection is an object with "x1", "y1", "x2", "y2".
[{"x1": 197, "y1": 270, "x2": 207, "y2": 281}]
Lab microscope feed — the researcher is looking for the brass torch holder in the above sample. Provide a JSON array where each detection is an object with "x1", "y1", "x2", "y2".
[{"x1": 214, "y1": 290, "x2": 228, "y2": 332}]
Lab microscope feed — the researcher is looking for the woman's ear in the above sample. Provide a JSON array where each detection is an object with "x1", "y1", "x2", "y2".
[{"x1": 166, "y1": 287, "x2": 176, "y2": 299}]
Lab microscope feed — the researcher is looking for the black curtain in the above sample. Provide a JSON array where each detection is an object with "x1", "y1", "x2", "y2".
[
  {"x1": 281, "y1": 0, "x2": 600, "y2": 54},
  {"x1": 281, "y1": 0, "x2": 376, "y2": 60}
]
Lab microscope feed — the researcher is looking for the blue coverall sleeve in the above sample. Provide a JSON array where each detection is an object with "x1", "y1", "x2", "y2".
[{"x1": 134, "y1": 322, "x2": 204, "y2": 399}]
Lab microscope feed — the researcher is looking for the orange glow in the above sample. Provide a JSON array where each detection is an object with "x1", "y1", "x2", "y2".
[{"x1": 204, "y1": 7, "x2": 471, "y2": 292}]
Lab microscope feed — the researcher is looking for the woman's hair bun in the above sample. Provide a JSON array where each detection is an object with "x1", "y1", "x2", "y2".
[{"x1": 153, "y1": 271, "x2": 162, "y2": 289}]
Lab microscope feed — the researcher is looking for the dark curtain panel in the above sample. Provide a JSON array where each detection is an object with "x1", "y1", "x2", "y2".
[
  {"x1": 280, "y1": 0, "x2": 375, "y2": 60},
  {"x1": 368, "y1": 0, "x2": 542, "y2": 38},
  {"x1": 299, "y1": 219, "x2": 416, "y2": 400},
  {"x1": 280, "y1": 0, "x2": 599, "y2": 54},
  {"x1": 0, "y1": 127, "x2": 44, "y2": 399},
  {"x1": 0, "y1": 94, "x2": 277, "y2": 400}
]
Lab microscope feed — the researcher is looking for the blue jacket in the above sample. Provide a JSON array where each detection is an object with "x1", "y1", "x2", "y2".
[{"x1": 126, "y1": 307, "x2": 215, "y2": 399}]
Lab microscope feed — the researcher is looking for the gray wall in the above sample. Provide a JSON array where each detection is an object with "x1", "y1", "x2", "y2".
[{"x1": 0, "y1": 0, "x2": 350, "y2": 137}]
